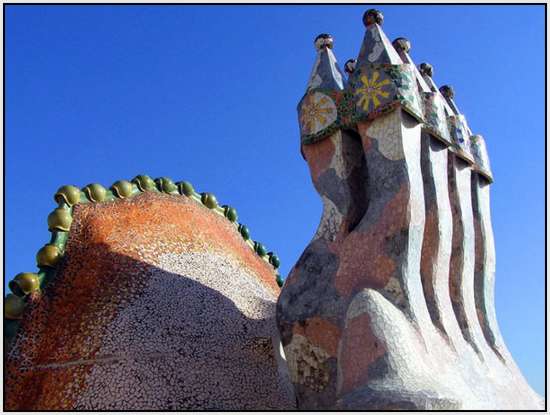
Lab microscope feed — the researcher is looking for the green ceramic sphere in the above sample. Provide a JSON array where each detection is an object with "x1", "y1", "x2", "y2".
[
  {"x1": 47, "y1": 208, "x2": 72, "y2": 232},
  {"x1": 238, "y1": 224, "x2": 250, "y2": 240},
  {"x1": 132, "y1": 174, "x2": 156, "y2": 192},
  {"x1": 8, "y1": 280, "x2": 24, "y2": 298},
  {"x1": 83, "y1": 183, "x2": 107, "y2": 203},
  {"x1": 36, "y1": 244, "x2": 61, "y2": 268},
  {"x1": 13, "y1": 272, "x2": 40, "y2": 295},
  {"x1": 54, "y1": 185, "x2": 81, "y2": 207},
  {"x1": 177, "y1": 181, "x2": 195, "y2": 197},
  {"x1": 111, "y1": 180, "x2": 134, "y2": 199},
  {"x1": 254, "y1": 241, "x2": 267, "y2": 257},
  {"x1": 224, "y1": 206, "x2": 238, "y2": 222},
  {"x1": 5, "y1": 294, "x2": 26, "y2": 320},
  {"x1": 155, "y1": 177, "x2": 177, "y2": 194},
  {"x1": 201, "y1": 192, "x2": 218, "y2": 209},
  {"x1": 276, "y1": 274, "x2": 284, "y2": 288},
  {"x1": 268, "y1": 253, "x2": 281, "y2": 269}
]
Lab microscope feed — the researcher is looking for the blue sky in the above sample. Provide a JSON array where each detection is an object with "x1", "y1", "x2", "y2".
[{"x1": 5, "y1": 5, "x2": 545, "y2": 395}]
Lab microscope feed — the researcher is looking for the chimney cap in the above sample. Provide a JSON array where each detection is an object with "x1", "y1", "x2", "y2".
[
  {"x1": 314, "y1": 33, "x2": 334, "y2": 50},
  {"x1": 344, "y1": 59, "x2": 357, "y2": 75},
  {"x1": 363, "y1": 9, "x2": 384, "y2": 27},
  {"x1": 439, "y1": 85, "x2": 455, "y2": 99},
  {"x1": 392, "y1": 37, "x2": 411, "y2": 53},
  {"x1": 419, "y1": 62, "x2": 434, "y2": 78}
]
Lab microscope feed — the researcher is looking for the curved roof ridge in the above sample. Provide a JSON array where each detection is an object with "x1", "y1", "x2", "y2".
[{"x1": 5, "y1": 174, "x2": 283, "y2": 346}]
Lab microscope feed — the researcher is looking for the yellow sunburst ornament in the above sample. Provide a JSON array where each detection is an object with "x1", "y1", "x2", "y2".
[
  {"x1": 355, "y1": 71, "x2": 391, "y2": 111},
  {"x1": 299, "y1": 92, "x2": 337, "y2": 135}
]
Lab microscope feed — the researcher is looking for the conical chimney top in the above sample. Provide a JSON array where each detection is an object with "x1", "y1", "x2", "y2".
[
  {"x1": 439, "y1": 84, "x2": 461, "y2": 115},
  {"x1": 438, "y1": 84, "x2": 475, "y2": 164},
  {"x1": 356, "y1": 10, "x2": 402, "y2": 66},
  {"x1": 418, "y1": 63, "x2": 454, "y2": 115},
  {"x1": 392, "y1": 36, "x2": 431, "y2": 93},
  {"x1": 298, "y1": 34, "x2": 346, "y2": 145},
  {"x1": 347, "y1": 10, "x2": 424, "y2": 123},
  {"x1": 391, "y1": 40, "x2": 450, "y2": 146},
  {"x1": 305, "y1": 33, "x2": 344, "y2": 93}
]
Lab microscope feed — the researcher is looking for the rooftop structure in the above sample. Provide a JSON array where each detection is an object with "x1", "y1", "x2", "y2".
[
  {"x1": 277, "y1": 8, "x2": 540, "y2": 410},
  {"x1": 4, "y1": 8, "x2": 542, "y2": 411}
]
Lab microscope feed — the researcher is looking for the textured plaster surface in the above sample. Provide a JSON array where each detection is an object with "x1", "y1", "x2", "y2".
[{"x1": 5, "y1": 191, "x2": 295, "y2": 410}]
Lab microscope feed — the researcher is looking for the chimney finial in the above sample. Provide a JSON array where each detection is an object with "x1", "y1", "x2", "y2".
[
  {"x1": 419, "y1": 62, "x2": 434, "y2": 78},
  {"x1": 344, "y1": 58, "x2": 357, "y2": 75},
  {"x1": 363, "y1": 9, "x2": 384, "y2": 27},
  {"x1": 439, "y1": 85, "x2": 455, "y2": 100},
  {"x1": 314, "y1": 33, "x2": 334, "y2": 51},
  {"x1": 392, "y1": 37, "x2": 411, "y2": 54}
]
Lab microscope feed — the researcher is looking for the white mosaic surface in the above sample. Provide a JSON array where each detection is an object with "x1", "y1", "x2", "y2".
[{"x1": 74, "y1": 252, "x2": 295, "y2": 410}]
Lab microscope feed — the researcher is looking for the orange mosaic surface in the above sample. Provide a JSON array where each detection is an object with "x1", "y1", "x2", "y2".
[
  {"x1": 302, "y1": 135, "x2": 336, "y2": 182},
  {"x1": 5, "y1": 191, "x2": 281, "y2": 410},
  {"x1": 334, "y1": 185, "x2": 409, "y2": 298},
  {"x1": 339, "y1": 312, "x2": 386, "y2": 396},
  {"x1": 292, "y1": 317, "x2": 341, "y2": 357}
]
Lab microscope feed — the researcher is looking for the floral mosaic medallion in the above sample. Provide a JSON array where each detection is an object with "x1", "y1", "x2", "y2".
[
  {"x1": 299, "y1": 92, "x2": 338, "y2": 136},
  {"x1": 355, "y1": 70, "x2": 391, "y2": 112},
  {"x1": 350, "y1": 64, "x2": 423, "y2": 123}
]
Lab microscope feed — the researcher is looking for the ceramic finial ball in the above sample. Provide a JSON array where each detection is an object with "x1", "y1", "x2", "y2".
[
  {"x1": 314, "y1": 33, "x2": 334, "y2": 51},
  {"x1": 344, "y1": 59, "x2": 357, "y2": 75},
  {"x1": 392, "y1": 37, "x2": 411, "y2": 53},
  {"x1": 419, "y1": 62, "x2": 434, "y2": 78},
  {"x1": 439, "y1": 85, "x2": 455, "y2": 99},
  {"x1": 363, "y1": 9, "x2": 384, "y2": 27}
]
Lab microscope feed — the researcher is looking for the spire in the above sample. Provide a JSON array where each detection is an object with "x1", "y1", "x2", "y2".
[
  {"x1": 347, "y1": 9, "x2": 424, "y2": 122},
  {"x1": 356, "y1": 9, "x2": 402, "y2": 65},
  {"x1": 391, "y1": 43, "x2": 451, "y2": 147},
  {"x1": 298, "y1": 34, "x2": 345, "y2": 145},
  {"x1": 419, "y1": 62, "x2": 439, "y2": 92},
  {"x1": 439, "y1": 85, "x2": 461, "y2": 115},
  {"x1": 392, "y1": 37, "x2": 431, "y2": 93},
  {"x1": 417, "y1": 60, "x2": 476, "y2": 164},
  {"x1": 418, "y1": 62, "x2": 459, "y2": 119},
  {"x1": 305, "y1": 34, "x2": 345, "y2": 92},
  {"x1": 439, "y1": 85, "x2": 475, "y2": 164}
]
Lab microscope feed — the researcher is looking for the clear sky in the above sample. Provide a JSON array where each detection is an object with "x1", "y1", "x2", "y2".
[{"x1": 5, "y1": 5, "x2": 545, "y2": 396}]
